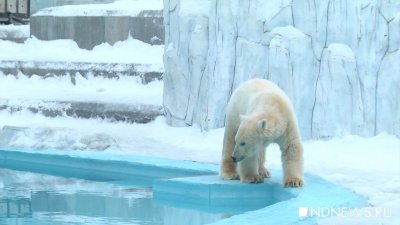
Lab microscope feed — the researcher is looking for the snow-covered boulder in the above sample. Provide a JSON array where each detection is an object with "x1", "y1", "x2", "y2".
[{"x1": 163, "y1": 0, "x2": 400, "y2": 139}]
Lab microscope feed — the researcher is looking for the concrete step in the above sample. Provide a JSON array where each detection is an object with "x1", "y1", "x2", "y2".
[
  {"x1": 0, "y1": 60, "x2": 163, "y2": 84},
  {"x1": 0, "y1": 99, "x2": 164, "y2": 123}
]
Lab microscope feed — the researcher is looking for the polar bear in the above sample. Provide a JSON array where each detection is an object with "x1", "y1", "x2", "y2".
[{"x1": 220, "y1": 78, "x2": 304, "y2": 187}]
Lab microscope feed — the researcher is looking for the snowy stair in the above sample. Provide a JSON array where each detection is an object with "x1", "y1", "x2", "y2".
[
  {"x1": 0, "y1": 100, "x2": 163, "y2": 123},
  {"x1": 0, "y1": 72, "x2": 164, "y2": 124},
  {"x1": 0, "y1": 73, "x2": 164, "y2": 151},
  {"x1": 0, "y1": 60, "x2": 163, "y2": 84},
  {"x1": 0, "y1": 58, "x2": 164, "y2": 123},
  {"x1": 0, "y1": 19, "x2": 164, "y2": 125}
]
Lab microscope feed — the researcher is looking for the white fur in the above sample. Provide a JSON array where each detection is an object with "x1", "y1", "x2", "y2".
[{"x1": 220, "y1": 78, "x2": 304, "y2": 187}]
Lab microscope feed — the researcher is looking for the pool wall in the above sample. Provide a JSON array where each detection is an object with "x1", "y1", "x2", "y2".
[
  {"x1": 0, "y1": 148, "x2": 217, "y2": 186},
  {"x1": 0, "y1": 148, "x2": 366, "y2": 225}
]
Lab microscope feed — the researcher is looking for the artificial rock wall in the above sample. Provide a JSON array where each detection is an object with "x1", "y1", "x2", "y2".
[{"x1": 163, "y1": 0, "x2": 400, "y2": 139}]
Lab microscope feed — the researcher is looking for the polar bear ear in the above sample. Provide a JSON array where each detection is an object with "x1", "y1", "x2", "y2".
[{"x1": 257, "y1": 119, "x2": 268, "y2": 130}]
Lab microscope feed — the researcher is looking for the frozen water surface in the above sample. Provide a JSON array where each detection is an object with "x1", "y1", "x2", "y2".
[
  {"x1": 0, "y1": 169, "x2": 246, "y2": 225},
  {"x1": 0, "y1": 168, "x2": 157, "y2": 225}
]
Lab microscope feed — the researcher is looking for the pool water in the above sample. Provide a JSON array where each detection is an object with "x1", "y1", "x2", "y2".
[{"x1": 0, "y1": 169, "x2": 234, "y2": 225}]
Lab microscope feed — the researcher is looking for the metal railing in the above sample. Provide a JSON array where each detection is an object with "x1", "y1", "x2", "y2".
[
  {"x1": 0, "y1": 198, "x2": 32, "y2": 218},
  {"x1": 0, "y1": 0, "x2": 30, "y2": 24}
]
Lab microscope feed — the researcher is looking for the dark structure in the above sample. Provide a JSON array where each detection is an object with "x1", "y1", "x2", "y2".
[{"x1": 0, "y1": 0, "x2": 30, "y2": 24}]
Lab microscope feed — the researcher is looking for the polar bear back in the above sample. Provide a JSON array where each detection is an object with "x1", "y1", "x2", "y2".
[{"x1": 226, "y1": 79, "x2": 296, "y2": 129}]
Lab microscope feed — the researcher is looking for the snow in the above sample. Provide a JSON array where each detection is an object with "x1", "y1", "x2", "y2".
[
  {"x1": 0, "y1": 25, "x2": 30, "y2": 39},
  {"x1": 0, "y1": 1, "x2": 399, "y2": 224},
  {"x1": 0, "y1": 36, "x2": 164, "y2": 68},
  {"x1": 33, "y1": 0, "x2": 163, "y2": 17},
  {"x1": 0, "y1": 67, "x2": 398, "y2": 224},
  {"x1": 0, "y1": 113, "x2": 399, "y2": 224},
  {"x1": 0, "y1": 74, "x2": 163, "y2": 106}
]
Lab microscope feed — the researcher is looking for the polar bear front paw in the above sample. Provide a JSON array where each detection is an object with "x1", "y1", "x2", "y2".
[
  {"x1": 284, "y1": 177, "x2": 304, "y2": 187},
  {"x1": 220, "y1": 171, "x2": 239, "y2": 180},
  {"x1": 241, "y1": 174, "x2": 264, "y2": 183},
  {"x1": 259, "y1": 167, "x2": 271, "y2": 178}
]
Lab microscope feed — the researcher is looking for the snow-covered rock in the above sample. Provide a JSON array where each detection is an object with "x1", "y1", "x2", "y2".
[
  {"x1": 376, "y1": 50, "x2": 400, "y2": 136},
  {"x1": 268, "y1": 26, "x2": 319, "y2": 139},
  {"x1": 313, "y1": 43, "x2": 364, "y2": 138},
  {"x1": 163, "y1": 0, "x2": 400, "y2": 139}
]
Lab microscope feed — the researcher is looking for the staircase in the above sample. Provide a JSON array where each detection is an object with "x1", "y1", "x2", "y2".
[
  {"x1": 0, "y1": 43, "x2": 164, "y2": 125},
  {"x1": 0, "y1": 1, "x2": 165, "y2": 151}
]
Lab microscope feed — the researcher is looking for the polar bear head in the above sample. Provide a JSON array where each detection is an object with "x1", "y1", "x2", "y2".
[{"x1": 232, "y1": 114, "x2": 287, "y2": 162}]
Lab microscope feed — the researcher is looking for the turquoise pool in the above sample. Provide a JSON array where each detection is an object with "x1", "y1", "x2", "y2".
[
  {"x1": 0, "y1": 169, "x2": 252, "y2": 225},
  {"x1": 0, "y1": 149, "x2": 366, "y2": 225}
]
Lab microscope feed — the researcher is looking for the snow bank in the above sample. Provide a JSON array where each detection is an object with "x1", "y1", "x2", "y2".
[
  {"x1": 0, "y1": 25, "x2": 30, "y2": 39},
  {"x1": 33, "y1": 0, "x2": 163, "y2": 17},
  {"x1": 0, "y1": 37, "x2": 164, "y2": 68}
]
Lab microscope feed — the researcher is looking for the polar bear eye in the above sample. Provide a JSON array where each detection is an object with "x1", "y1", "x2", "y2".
[{"x1": 240, "y1": 142, "x2": 246, "y2": 146}]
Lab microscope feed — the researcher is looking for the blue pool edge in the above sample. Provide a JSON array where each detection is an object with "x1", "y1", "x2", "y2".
[{"x1": 0, "y1": 148, "x2": 367, "y2": 225}]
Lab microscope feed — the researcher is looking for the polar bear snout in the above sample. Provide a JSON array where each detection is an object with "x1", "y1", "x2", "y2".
[
  {"x1": 232, "y1": 147, "x2": 246, "y2": 162},
  {"x1": 231, "y1": 155, "x2": 245, "y2": 163},
  {"x1": 231, "y1": 155, "x2": 244, "y2": 163}
]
